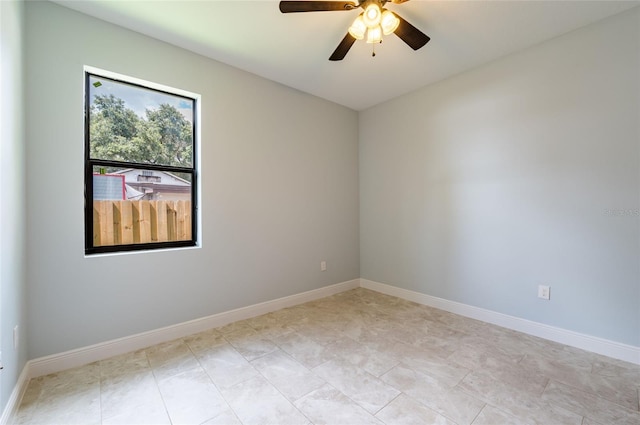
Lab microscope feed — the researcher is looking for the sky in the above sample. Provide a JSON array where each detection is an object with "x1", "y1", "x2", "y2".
[{"x1": 89, "y1": 75, "x2": 194, "y2": 123}]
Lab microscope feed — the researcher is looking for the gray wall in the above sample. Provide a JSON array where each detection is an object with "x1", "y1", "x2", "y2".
[
  {"x1": 25, "y1": 1, "x2": 359, "y2": 359},
  {"x1": 360, "y1": 8, "x2": 640, "y2": 346},
  {"x1": 0, "y1": 0, "x2": 28, "y2": 412},
  {"x1": 17, "y1": 0, "x2": 640, "y2": 372}
]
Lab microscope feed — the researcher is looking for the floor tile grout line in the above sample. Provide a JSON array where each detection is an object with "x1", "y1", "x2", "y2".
[
  {"x1": 324, "y1": 381, "x2": 384, "y2": 423},
  {"x1": 468, "y1": 402, "x2": 487, "y2": 425},
  {"x1": 186, "y1": 336, "x2": 255, "y2": 425},
  {"x1": 371, "y1": 391, "x2": 401, "y2": 419},
  {"x1": 546, "y1": 375, "x2": 639, "y2": 413},
  {"x1": 145, "y1": 348, "x2": 175, "y2": 425},
  {"x1": 184, "y1": 338, "x2": 238, "y2": 425},
  {"x1": 377, "y1": 390, "x2": 402, "y2": 415},
  {"x1": 237, "y1": 315, "x2": 362, "y2": 424},
  {"x1": 544, "y1": 378, "x2": 640, "y2": 424},
  {"x1": 535, "y1": 376, "x2": 551, "y2": 398},
  {"x1": 519, "y1": 351, "x2": 639, "y2": 410},
  {"x1": 250, "y1": 352, "x2": 319, "y2": 423},
  {"x1": 249, "y1": 348, "x2": 329, "y2": 406}
]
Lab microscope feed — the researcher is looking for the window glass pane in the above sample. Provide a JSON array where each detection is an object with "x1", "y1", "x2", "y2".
[
  {"x1": 92, "y1": 166, "x2": 192, "y2": 247},
  {"x1": 89, "y1": 75, "x2": 194, "y2": 167}
]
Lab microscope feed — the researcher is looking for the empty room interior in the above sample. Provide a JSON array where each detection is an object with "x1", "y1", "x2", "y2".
[{"x1": 1, "y1": 0, "x2": 639, "y2": 424}]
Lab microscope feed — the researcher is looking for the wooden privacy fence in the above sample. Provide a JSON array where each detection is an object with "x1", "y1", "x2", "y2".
[{"x1": 93, "y1": 200, "x2": 192, "y2": 246}]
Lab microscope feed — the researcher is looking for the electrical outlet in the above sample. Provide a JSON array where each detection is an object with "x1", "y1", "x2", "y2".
[
  {"x1": 320, "y1": 261, "x2": 327, "y2": 271},
  {"x1": 13, "y1": 325, "x2": 19, "y2": 349},
  {"x1": 538, "y1": 285, "x2": 550, "y2": 300}
]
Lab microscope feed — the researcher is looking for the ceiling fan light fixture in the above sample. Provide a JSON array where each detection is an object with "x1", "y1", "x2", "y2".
[
  {"x1": 348, "y1": 15, "x2": 366, "y2": 40},
  {"x1": 380, "y1": 9, "x2": 400, "y2": 35},
  {"x1": 366, "y1": 26, "x2": 382, "y2": 44},
  {"x1": 362, "y1": 4, "x2": 382, "y2": 28},
  {"x1": 278, "y1": 0, "x2": 430, "y2": 61}
]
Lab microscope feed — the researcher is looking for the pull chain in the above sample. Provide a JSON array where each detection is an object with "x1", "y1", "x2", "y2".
[{"x1": 371, "y1": 40, "x2": 382, "y2": 58}]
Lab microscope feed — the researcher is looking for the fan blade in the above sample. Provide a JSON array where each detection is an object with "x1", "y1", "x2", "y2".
[
  {"x1": 329, "y1": 33, "x2": 356, "y2": 61},
  {"x1": 394, "y1": 13, "x2": 430, "y2": 50},
  {"x1": 279, "y1": 1, "x2": 357, "y2": 13},
  {"x1": 390, "y1": 0, "x2": 410, "y2": 3}
]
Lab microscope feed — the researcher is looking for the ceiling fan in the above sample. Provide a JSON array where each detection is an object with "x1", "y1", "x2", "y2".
[{"x1": 279, "y1": 0, "x2": 430, "y2": 61}]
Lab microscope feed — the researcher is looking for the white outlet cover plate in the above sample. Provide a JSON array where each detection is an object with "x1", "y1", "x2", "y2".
[{"x1": 538, "y1": 285, "x2": 550, "y2": 300}]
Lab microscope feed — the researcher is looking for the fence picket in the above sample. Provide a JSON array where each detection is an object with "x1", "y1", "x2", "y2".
[
  {"x1": 93, "y1": 201, "x2": 115, "y2": 246},
  {"x1": 93, "y1": 200, "x2": 191, "y2": 247},
  {"x1": 133, "y1": 201, "x2": 151, "y2": 243},
  {"x1": 93, "y1": 204, "x2": 101, "y2": 246},
  {"x1": 176, "y1": 200, "x2": 186, "y2": 240},
  {"x1": 120, "y1": 201, "x2": 134, "y2": 244},
  {"x1": 167, "y1": 202, "x2": 177, "y2": 241}
]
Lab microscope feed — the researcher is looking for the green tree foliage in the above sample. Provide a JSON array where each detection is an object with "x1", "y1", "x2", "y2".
[
  {"x1": 144, "y1": 104, "x2": 193, "y2": 167},
  {"x1": 90, "y1": 94, "x2": 193, "y2": 167}
]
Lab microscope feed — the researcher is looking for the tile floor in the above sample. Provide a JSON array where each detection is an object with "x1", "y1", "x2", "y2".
[{"x1": 13, "y1": 288, "x2": 640, "y2": 425}]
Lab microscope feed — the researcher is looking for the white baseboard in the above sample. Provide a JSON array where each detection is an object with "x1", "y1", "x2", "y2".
[
  {"x1": 0, "y1": 364, "x2": 30, "y2": 425},
  {"x1": 28, "y1": 279, "x2": 360, "y2": 379},
  {"x1": 6, "y1": 275, "x2": 637, "y2": 424},
  {"x1": 360, "y1": 279, "x2": 640, "y2": 365}
]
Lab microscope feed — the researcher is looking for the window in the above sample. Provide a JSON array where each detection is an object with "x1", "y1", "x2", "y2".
[{"x1": 85, "y1": 70, "x2": 198, "y2": 254}]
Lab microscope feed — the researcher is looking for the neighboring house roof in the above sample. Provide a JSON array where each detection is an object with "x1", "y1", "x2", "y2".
[
  {"x1": 113, "y1": 169, "x2": 191, "y2": 186},
  {"x1": 93, "y1": 169, "x2": 191, "y2": 200}
]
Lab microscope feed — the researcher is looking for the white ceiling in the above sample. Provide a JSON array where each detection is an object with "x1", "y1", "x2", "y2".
[{"x1": 53, "y1": 0, "x2": 639, "y2": 111}]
